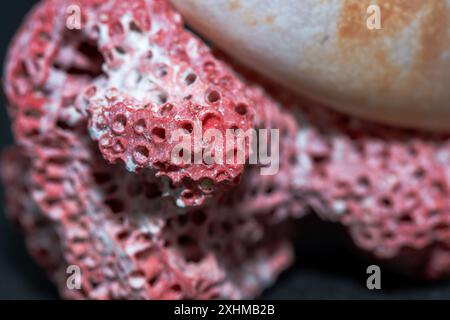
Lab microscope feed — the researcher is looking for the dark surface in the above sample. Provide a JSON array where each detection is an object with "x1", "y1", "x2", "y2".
[{"x1": 0, "y1": 1, "x2": 449, "y2": 300}]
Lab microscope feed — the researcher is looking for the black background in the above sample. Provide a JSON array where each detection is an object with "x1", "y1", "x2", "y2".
[{"x1": 0, "y1": 0, "x2": 449, "y2": 299}]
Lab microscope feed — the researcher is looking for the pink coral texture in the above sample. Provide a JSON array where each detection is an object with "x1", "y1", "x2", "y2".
[{"x1": 1, "y1": 0, "x2": 449, "y2": 300}]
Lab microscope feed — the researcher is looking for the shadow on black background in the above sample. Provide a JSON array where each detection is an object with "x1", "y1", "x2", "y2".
[{"x1": 0, "y1": 0, "x2": 449, "y2": 300}]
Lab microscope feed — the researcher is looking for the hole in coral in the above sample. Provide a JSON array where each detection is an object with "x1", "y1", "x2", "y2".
[
  {"x1": 48, "y1": 156, "x2": 68, "y2": 166},
  {"x1": 113, "y1": 139, "x2": 126, "y2": 153},
  {"x1": 206, "y1": 90, "x2": 221, "y2": 103},
  {"x1": 53, "y1": 40, "x2": 104, "y2": 78},
  {"x1": 384, "y1": 231, "x2": 395, "y2": 240},
  {"x1": 134, "y1": 118, "x2": 147, "y2": 135},
  {"x1": 250, "y1": 188, "x2": 258, "y2": 197},
  {"x1": 45, "y1": 197, "x2": 60, "y2": 207},
  {"x1": 408, "y1": 145, "x2": 418, "y2": 156},
  {"x1": 432, "y1": 181, "x2": 446, "y2": 194},
  {"x1": 182, "y1": 190, "x2": 194, "y2": 200},
  {"x1": 17, "y1": 61, "x2": 30, "y2": 79},
  {"x1": 151, "y1": 127, "x2": 166, "y2": 142},
  {"x1": 289, "y1": 155, "x2": 297, "y2": 165},
  {"x1": 229, "y1": 125, "x2": 239, "y2": 132},
  {"x1": 171, "y1": 284, "x2": 182, "y2": 292},
  {"x1": 199, "y1": 179, "x2": 214, "y2": 193},
  {"x1": 433, "y1": 222, "x2": 449, "y2": 232},
  {"x1": 265, "y1": 184, "x2": 275, "y2": 194},
  {"x1": 358, "y1": 176, "x2": 370, "y2": 188},
  {"x1": 148, "y1": 273, "x2": 160, "y2": 287},
  {"x1": 129, "y1": 21, "x2": 143, "y2": 33},
  {"x1": 379, "y1": 197, "x2": 392, "y2": 208},
  {"x1": 312, "y1": 155, "x2": 328, "y2": 165},
  {"x1": 25, "y1": 128, "x2": 40, "y2": 138},
  {"x1": 159, "y1": 103, "x2": 173, "y2": 116},
  {"x1": 93, "y1": 172, "x2": 112, "y2": 184},
  {"x1": 203, "y1": 61, "x2": 215, "y2": 71},
  {"x1": 144, "y1": 182, "x2": 162, "y2": 199},
  {"x1": 181, "y1": 122, "x2": 193, "y2": 134},
  {"x1": 414, "y1": 168, "x2": 426, "y2": 179},
  {"x1": 115, "y1": 46, "x2": 126, "y2": 54},
  {"x1": 158, "y1": 92, "x2": 168, "y2": 105},
  {"x1": 177, "y1": 235, "x2": 204, "y2": 262},
  {"x1": 177, "y1": 214, "x2": 188, "y2": 227},
  {"x1": 56, "y1": 118, "x2": 73, "y2": 130},
  {"x1": 112, "y1": 22, "x2": 124, "y2": 35},
  {"x1": 235, "y1": 103, "x2": 248, "y2": 115},
  {"x1": 38, "y1": 31, "x2": 51, "y2": 42},
  {"x1": 208, "y1": 223, "x2": 216, "y2": 236},
  {"x1": 116, "y1": 230, "x2": 130, "y2": 240},
  {"x1": 24, "y1": 108, "x2": 42, "y2": 119},
  {"x1": 127, "y1": 182, "x2": 143, "y2": 196},
  {"x1": 191, "y1": 210, "x2": 207, "y2": 226},
  {"x1": 185, "y1": 73, "x2": 197, "y2": 86},
  {"x1": 221, "y1": 222, "x2": 232, "y2": 233},
  {"x1": 202, "y1": 113, "x2": 220, "y2": 130},
  {"x1": 106, "y1": 184, "x2": 119, "y2": 194},
  {"x1": 112, "y1": 114, "x2": 127, "y2": 134},
  {"x1": 135, "y1": 247, "x2": 155, "y2": 261},
  {"x1": 156, "y1": 65, "x2": 168, "y2": 78},
  {"x1": 133, "y1": 146, "x2": 150, "y2": 165},
  {"x1": 398, "y1": 213, "x2": 413, "y2": 224},
  {"x1": 104, "y1": 198, "x2": 125, "y2": 213}
]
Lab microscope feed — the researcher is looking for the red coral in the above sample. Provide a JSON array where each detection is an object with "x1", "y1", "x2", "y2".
[
  {"x1": 76, "y1": 0, "x2": 257, "y2": 205},
  {"x1": 1, "y1": 125, "x2": 294, "y2": 299},
  {"x1": 230, "y1": 58, "x2": 450, "y2": 278},
  {"x1": 1, "y1": 0, "x2": 297, "y2": 299},
  {"x1": 4, "y1": 0, "x2": 257, "y2": 206},
  {"x1": 3, "y1": 0, "x2": 450, "y2": 301},
  {"x1": 287, "y1": 96, "x2": 450, "y2": 279}
]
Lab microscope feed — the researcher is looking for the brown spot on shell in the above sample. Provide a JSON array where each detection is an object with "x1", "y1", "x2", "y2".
[
  {"x1": 338, "y1": 0, "x2": 427, "y2": 42},
  {"x1": 337, "y1": 0, "x2": 449, "y2": 105},
  {"x1": 265, "y1": 15, "x2": 275, "y2": 25},
  {"x1": 228, "y1": 0, "x2": 241, "y2": 12}
]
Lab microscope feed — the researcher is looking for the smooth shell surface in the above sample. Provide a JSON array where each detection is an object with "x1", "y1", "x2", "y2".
[{"x1": 171, "y1": 0, "x2": 450, "y2": 131}]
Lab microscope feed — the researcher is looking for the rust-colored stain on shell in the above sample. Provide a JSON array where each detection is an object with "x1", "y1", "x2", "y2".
[
  {"x1": 339, "y1": 0, "x2": 425, "y2": 40},
  {"x1": 228, "y1": 0, "x2": 241, "y2": 12},
  {"x1": 338, "y1": 0, "x2": 449, "y2": 55},
  {"x1": 265, "y1": 14, "x2": 275, "y2": 25},
  {"x1": 227, "y1": 0, "x2": 275, "y2": 27},
  {"x1": 337, "y1": 0, "x2": 449, "y2": 99}
]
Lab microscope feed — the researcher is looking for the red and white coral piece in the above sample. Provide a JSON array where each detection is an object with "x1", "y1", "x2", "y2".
[
  {"x1": 1, "y1": 0, "x2": 298, "y2": 299},
  {"x1": 77, "y1": 0, "x2": 258, "y2": 205},
  {"x1": 3, "y1": 0, "x2": 450, "y2": 302},
  {"x1": 289, "y1": 96, "x2": 450, "y2": 279}
]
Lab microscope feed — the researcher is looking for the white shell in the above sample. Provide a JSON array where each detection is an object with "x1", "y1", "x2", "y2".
[{"x1": 171, "y1": 0, "x2": 450, "y2": 131}]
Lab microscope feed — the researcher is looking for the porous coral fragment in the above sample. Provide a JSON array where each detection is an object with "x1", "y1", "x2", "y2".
[
  {"x1": 4, "y1": 0, "x2": 257, "y2": 207},
  {"x1": 76, "y1": 0, "x2": 257, "y2": 205},
  {"x1": 289, "y1": 97, "x2": 450, "y2": 278},
  {"x1": 237, "y1": 64, "x2": 450, "y2": 279},
  {"x1": 3, "y1": 0, "x2": 450, "y2": 301},
  {"x1": 1, "y1": 0, "x2": 297, "y2": 299}
]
